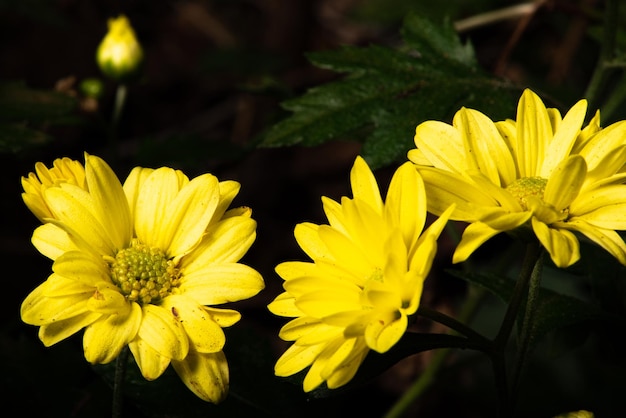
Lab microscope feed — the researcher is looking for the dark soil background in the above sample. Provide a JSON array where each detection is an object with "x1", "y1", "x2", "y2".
[{"x1": 1, "y1": 1, "x2": 620, "y2": 417}]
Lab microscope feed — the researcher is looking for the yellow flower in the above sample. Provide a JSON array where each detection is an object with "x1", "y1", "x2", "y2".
[
  {"x1": 20, "y1": 154, "x2": 264, "y2": 403},
  {"x1": 21, "y1": 157, "x2": 87, "y2": 222},
  {"x1": 268, "y1": 156, "x2": 453, "y2": 392},
  {"x1": 409, "y1": 88, "x2": 626, "y2": 268},
  {"x1": 96, "y1": 15, "x2": 143, "y2": 81}
]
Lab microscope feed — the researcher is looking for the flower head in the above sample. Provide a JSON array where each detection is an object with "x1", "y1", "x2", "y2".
[
  {"x1": 268, "y1": 156, "x2": 453, "y2": 392},
  {"x1": 409, "y1": 88, "x2": 626, "y2": 267},
  {"x1": 20, "y1": 154, "x2": 264, "y2": 403},
  {"x1": 21, "y1": 157, "x2": 87, "y2": 222},
  {"x1": 96, "y1": 15, "x2": 143, "y2": 81}
]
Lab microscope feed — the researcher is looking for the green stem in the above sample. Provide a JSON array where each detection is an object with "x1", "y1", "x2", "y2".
[
  {"x1": 108, "y1": 83, "x2": 128, "y2": 160},
  {"x1": 493, "y1": 242, "x2": 541, "y2": 349},
  {"x1": 112, "y1": 346, "x2": 129, "y2": 418},
  {"x1": 600, "y1": 71, "x2": 626, "y2": 122},
  {"x1": 508, "y1": 248, "x2": 544, "y2": 412},
  {"x1": 384, "y1": 284, "x2": 488, "y2": 418},
  {"x1": 583, "y1": 0, "x2": 619, "y2": 109}
]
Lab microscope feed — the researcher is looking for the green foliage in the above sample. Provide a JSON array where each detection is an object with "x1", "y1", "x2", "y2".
[
  {"x1": 0, "y1": 81, "x2": 77, "y2": 153},
  {"x1": 257, "y1": 12, "x2": 520, "y2": 169}
]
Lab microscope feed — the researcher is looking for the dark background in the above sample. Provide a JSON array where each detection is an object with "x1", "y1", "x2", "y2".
[{"x1": 2, "y1": 1, "x2": 622, "y2": 417}]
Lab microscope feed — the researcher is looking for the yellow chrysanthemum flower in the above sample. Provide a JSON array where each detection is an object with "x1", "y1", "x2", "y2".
[
  {"x1": 409, "y1": 88, "x2": 626, "y2": 268},
  {"x1": 21, "y1": 157, "x2": 87, "y2": 222},
  {"x1": 20, "y1": 154, "x2": 264, "y2": 403},
  {"x1": 96, "y1": 15, "x2": 143, "y2": 81},
  {"x1": 268, "y1": 156, "x2": 453, "y2": 392}
]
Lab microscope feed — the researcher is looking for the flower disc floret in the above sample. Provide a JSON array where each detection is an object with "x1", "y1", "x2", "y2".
[
  {"x1": 505, "y1": 177, "x2": 548, "y2": 210},
  {"x1": 109, "y1": 239, "x2": 180, "y2": 304}
]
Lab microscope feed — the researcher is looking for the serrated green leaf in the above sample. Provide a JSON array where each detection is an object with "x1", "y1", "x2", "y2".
[{"x1": 255, "y1": 12, "x2": 519, "y2": 169}]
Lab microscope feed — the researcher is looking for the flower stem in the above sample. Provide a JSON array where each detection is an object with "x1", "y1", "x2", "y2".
[
  {"x1": 108, "y1": 83, "x2": 128, "y2": 161},
  {"x1": 583, "y1": 0, "x2": 619, "y2": 109},
  {"x1": 492, "y1": 241, "x2": 543, "y2": 417},
  {"x1": 112, "y1": 346, "x2": 130, "y2": 418},
  {"x1": 384, "y1": 284, "x2": 487, "y2": 418}
]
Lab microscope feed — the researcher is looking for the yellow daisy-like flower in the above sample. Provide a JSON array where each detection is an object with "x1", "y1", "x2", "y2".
[
  {"x1": 20, "y1": 154, "x2": 264, "y2": 403},
  {"x1": 96, "y1": 14, "x2": 144, "y2": 81},
  {"x1": 409, "y1": 88, "x2": 626, "y2": 268},
  {"x1": 268, "y1": 156, "x2": 453, "y2": 392},
  {"x1": 21, "y1": 157, "x2": 87, "y2": 222}
]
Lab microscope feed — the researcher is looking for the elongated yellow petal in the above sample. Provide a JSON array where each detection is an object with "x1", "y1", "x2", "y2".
[
  {"x1": 84, "y1": 154, "x2": 132, "y2": 251},
  {"x1": 531, "y1": 218, "x2": 580, "y2": 267},
  {"x1": 561, "y1": 219, "x2": 626, "y2": 264},
  {"x1": 453, "y1": 222, "x2": 502, "y2": 264},
  {"x1": 414, "y1": 120, "x2": 467, "y2": 173},
  {"x1": 384, "y1": 162, "x2": 426, "y2": 250},
  {"x1": 202, "y1": 307, "x2": 241, "y2": 327},
  {"x1": 516, "y1": 89, "x2": 552, "y2": 176},
  {"x1": 294, "y1": 222, "x2": 327, "y2": 261},
  {"x1": 172, "y1": 351, "x2": 229, "y2": 403},
  {"x1": 455, "y1": 108, "x2": 516, "y2": 186},
  {"x1": 31, "y1": 223, "x2": 77, "y2": 260},
  {"x1": 83, "y1": 302, "x2": 142, "y2": 363},
  {"x1": 160, "y1": 173, "x2": 220, "y2": 257},
  {"x1": 364, "y1": 311, "x2": 407, "y2": 353},
  {"x1": 45, "y1": 185, "x2": 116, "y2": 256},
  {"x1": 267, "y1": 292, "x2": 300, "y2": 317},
  {"x1": 579, "y1": 120, "x2": 626, "y2": 172},
  {"x1": 544, "y1": 155, "x2": 586, "y2": 211},
  {"x1": 38, "y1": 311, "x2": 102, "y2": 346},
  {"x1": 137, "y1": 304, "x2": 189, "y2": 361},
  {"x1": 52, "y1": 250, "x2": 110, "y2": 286},
  {"x1": 161, "y1": 295, "x2": 225, "y2": 353},
  {"x1": 179, "y1": 263, "x2": 264, "y2": 305},
  {"x1": 128, "y1": 338, "x2": 171, "y2": 380},
  {"x1": 123, "y1": 166, "x2": 154, "y2": 223},
  {"x1": 180, "y1": 216, "x2": 256, "y2": 273},
  {"x1": 134, "y1": 167, "x2": 180, "y2": 249},
  {"x1": 275, "y1": 342, "x2": 326, "y2": 377},
  {"x1": 540, "y1": 99, "x2": 587, "y2": 177},
  {"x1": 350, "y1": 156, "x2": 383, "y2": 214}
]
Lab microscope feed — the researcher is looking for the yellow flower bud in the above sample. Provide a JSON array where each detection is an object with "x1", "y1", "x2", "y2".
[{"x1": 96, "y1": 15, "x2": 143, "y2": 82}]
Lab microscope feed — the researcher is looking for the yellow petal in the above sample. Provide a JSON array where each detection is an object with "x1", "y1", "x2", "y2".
[
  {"x1": 455, "y1": 108, "x2": 516, "y2": 186},
  {"x1": 138, "y1": 304, "x2": 189, "y2": 361},
  {"x1": 21, "y1": 280, "x2": 93, "y2": 325},
  {"x1": 52, "y1": 250, "x2": 110, "y2": 286},
  {"x1": 274, "y1": 342, "x2": 324, "y2": 377},
  {"x1": 84, "y1": 154, "x2": 132, "y2": 251},
  {"x1": 267, "y1": 292, "x2": 301, "y2": 317},
  {"x1": 279, "y1": 317, "x2": 338, "y2": 345},
  {"x1": 134, "y1": 167, "x2": 181, "y2": 249},
  {"x1": 172, "y1": 351, "x2": 229, "y2": 403},
  {"x1": 128, "y1": 338, "x2": 171, "y2": 380},
  {"x1": 384, "y1": 162, "x2": 427, "y2": 251},
  {"x1": 83, "y1": 302, "x2": 142, "y2": 363},
  {"x1": 516, "y1": 89, "x2": 552, "y2": 177},
  {"x1": 584, "y1": 145, "x2": 626, "y2": 186},
  {"x1": 31, "y1": 223, "x2": 77, "y2": 260},
  {"x1": 275, "y1": 261, "x2": 318, "y2": 282},
  {"x1": 179, "y1": 263, "x2": 264, "y2": 305},
  {"x1": 364, "y1": 310, "x2": 407, "y2": 353},
  {"x1": 86, "y1": 284, "x2": 131, "y2": 315},
  {"x1": 123, "y1": 166, "x2": 154, "y2": 223},
  {"x1": 579, "y1": 120, "x2": 626, "y2": 172},
  {"x1": 160, "y1": 173, "x2": 220, "y2": 257},
  {"x1": 540, "y1": 99, "x2": 587, "y2": 177},
  {"x1": 180, "y1": 216, "x2": 256, "y2": 272},
  {"x1": 561, "y1": 219, "x2": 626, "y2": 265},
  {"x1": 350, "y1": 156, "x2": 383, "y2": 214},
  {"x1": 294, "y1": 222, "x2": 328, "y2": 261},
  {"x1": 414, "y1": 120, "x2": 467, "y2": 173},
  {"x1": 453, "y1": 222, "x2": 502, "y2": 264},
  {"x1": 418, "y1": 167, "x2": 497, "y2": 219},
  {"x1": 44, "y1": 185, "x2": 116, "y2": 256},
  {"x1": 325, "y1": 340, "x2": 369, "y2": 389},
  {"x1": 544, "y1": 155, "x2": 586, "y2": 211},
  {"x1": 531, "y1": 218, "x2": 580, "y2": 267},
  {"x1": 202, "y1": 307, "x2": 241, "y2": 327},
  {"x1": 161, "y1": 295, "x2": 226, "y2": 353},
  {"x1": 38, "y1": 311, "x2": 102, "y2": 347},
  {"x1": 296, "y1": 289, "x2": 361, "y2": 318}
]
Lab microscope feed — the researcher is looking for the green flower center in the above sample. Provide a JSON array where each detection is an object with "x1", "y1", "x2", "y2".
[
  {"x1": 505, "y1": 177, "x2": 548, "y2": 210},
  {"x1": 109, "y1": 239, "x2": 180, "y2": 304}
]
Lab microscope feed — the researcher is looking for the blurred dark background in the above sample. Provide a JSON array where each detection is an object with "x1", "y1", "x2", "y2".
[{"x1": 1, "y1": 1, "x2": 621, "y2": 417}]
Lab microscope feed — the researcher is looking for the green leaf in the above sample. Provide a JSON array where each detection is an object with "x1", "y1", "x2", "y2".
[
  {"x1": 256, "y1": 12, "x2": 519, "y2": 169},
  {"x1": 0, "y1": 81, "x2": 78, "y2": 153}
]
